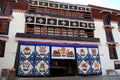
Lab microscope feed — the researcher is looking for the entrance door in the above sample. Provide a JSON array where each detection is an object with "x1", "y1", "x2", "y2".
[
  {"x1": 50, "y1": 46, "x2": 77, "y2": 76},
  {"x1": 50, "y1": 59, "x2": 77, "y2": 77}
]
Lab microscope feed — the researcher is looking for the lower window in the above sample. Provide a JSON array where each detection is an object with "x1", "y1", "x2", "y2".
[
  {"x1": 0, "y1": 40, "x2": 5, "y2": 57},
  {"x1": 114, "y1": 61, "x2": 120, "y2": 69},
  {"x1": 108, "y1": 44, "x2": 118, "y2": 59}
]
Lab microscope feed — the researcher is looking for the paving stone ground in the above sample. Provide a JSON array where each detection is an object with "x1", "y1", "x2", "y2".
[{"x1": 16, "y1": 75, "x2": 120, "y2": 80}]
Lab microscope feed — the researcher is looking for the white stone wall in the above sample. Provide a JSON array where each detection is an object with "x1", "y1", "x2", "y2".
[
  {"x1": 0, "y1": 12, "x2": 25, "y2": 75},
  {"x1": 1, "y1": 12, "x2": 120, "y2": 76},
  {"x1": 94, "y1": 19, "x2": 120, "y2": 75}
]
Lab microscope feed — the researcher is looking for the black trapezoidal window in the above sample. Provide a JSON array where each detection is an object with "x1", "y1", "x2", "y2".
[
  {"x1": 105, "y1": 30, "x2": 114, "y2": 42},
  {"x1": 117, "y1": 17, "x2": 120, "y2": 27},
  {"x1": 0, "y1": 40, "x2": 5, "y2": 57},
  {"x1": 114, "y1": 61, "x2": 120, "y2": 69},
  {"x1": 108, "y1": 45, "x2": 118, "y2": 59},
  {"x1": 103, "y1": 14, "x2": 111, "y2": 25},
  {"x1": 0, "y1": 21, "x2": 9, "y2": 35}
]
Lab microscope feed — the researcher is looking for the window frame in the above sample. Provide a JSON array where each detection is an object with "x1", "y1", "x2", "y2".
[
  {"x1": 0, "y1": 40, "x2": 6, "y2": 57},
  {"x1": 0, "y1": 21, "x2": 9, "y2": 35},
  {"x1": 117, "y1": 17, "x2": 120, "y2": 27},
  {"x1": 103, "y1": 14, "x2": 111, "y2": 25},
  {"x1": 105, "y1": 28, "x2": 114, "y2": 42},
  {"x1": 25, "y1": 24, "x2": 95, "y2": 38},
  {"x1": 108, "y1": 44, "x2": 118, "y2": 59},
  {"x1": 114, "y1": 61, "x2": 120, "y2": 69}
]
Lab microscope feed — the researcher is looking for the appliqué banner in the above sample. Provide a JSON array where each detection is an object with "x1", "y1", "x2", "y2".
[
  {"x1": 17, "y1": 42, "x2": 102, "y2": 76},
  {"x1": 17, "y1": 44, "x2": 50, "y2": 77},
  {"x1": 76, "y1": 46, "x2": 102, "y2": 75},
  {"x1": 51, "y1": 46, "x2": 75, "y2": 59}
]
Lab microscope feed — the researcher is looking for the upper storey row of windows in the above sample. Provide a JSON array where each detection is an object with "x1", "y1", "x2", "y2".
[
  {"x1": 28, "y1": 0, "x2": 92, "y2": 20},
  {"x1": 28, "y1": 7, "x2": 92, "y2": 20},
  {"x1": 29, "y1": 0, "x2": 91, "y2": 13},
  {"x1": 26, "y1": 0, "x2": 94, "y2": 38},
  {"x1": 25, "y1": 25, "x2": 94, "y2": 38},
  {"x1": 25, "y1": 13, "x2": 95, "y2": 29}
]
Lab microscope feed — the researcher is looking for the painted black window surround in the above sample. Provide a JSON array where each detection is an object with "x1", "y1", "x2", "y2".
[
  {"x1": 0, "y1": 22, "x2": 9, "y2": 35},
  {"x1": 0, "y1": 2, "x2": 13, "y2": 15},
  {"x1": 25, "y1": 24, "x2": 94, "y2": 38},
  {"x1": 108, "y1": 45, "x2": 118, "y2": 59},
  {"x1": 0, "y1": 40, "x2": 5, "y2": 57},
  {"x1": 103, "y1": 14, "x2": 111, "y2": 25},
  {"x1": 114, "y1": 61, "x2": 120, "y2": 69},
  {"x1": 105, "y1": 30, "x2": 114, "y2": 42},
  {"x1": 118, "y1": 17, "x2": 120, "y2": 27},
  {"x1": 0, "y1": 2, "x2": 6, "y2": 14}
]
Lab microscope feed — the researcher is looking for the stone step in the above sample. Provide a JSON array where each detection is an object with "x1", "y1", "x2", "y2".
[
  {"x1": 16, "y1": 75, "x2": 120, "y2": 80},
  {"x1": 16, "y1": 76, "x2": 79, "y2": 80}
]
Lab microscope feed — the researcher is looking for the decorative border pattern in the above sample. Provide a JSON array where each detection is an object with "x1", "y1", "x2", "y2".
[
  {"x1": 51, "y1": 46, "x2": 75, "y2": 59},
  {"x1": 25, "y1": 14, "x2": 95, "y2": 29},
  {"x1": 29, "y1": 0, "x2": 91, "y2": 13}
]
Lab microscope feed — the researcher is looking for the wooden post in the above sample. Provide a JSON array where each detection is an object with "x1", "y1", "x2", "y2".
[{"x1": 7, "y1": 68, "x2": 16, "y2": 80}]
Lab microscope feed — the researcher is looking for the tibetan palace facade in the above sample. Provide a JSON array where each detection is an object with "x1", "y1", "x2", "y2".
[{"x1": 0, "y1": 0, "x2": 120, "y2": 77}]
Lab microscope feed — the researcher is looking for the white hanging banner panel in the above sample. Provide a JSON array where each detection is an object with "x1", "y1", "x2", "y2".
[
  {"x1": 51, "y1": 46, "x2": 75, "y2": 59},
  {"x1": 17, "y1": 43, "x2": 51, "y2": 77},
  {"x1": 76, "y1": 46, "x2": 102, "y2": 75}
]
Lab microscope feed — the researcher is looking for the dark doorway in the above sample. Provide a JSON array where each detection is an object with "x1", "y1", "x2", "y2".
[{"x1": 50, "y1": 59, "x2": 77, "y2": 77}]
